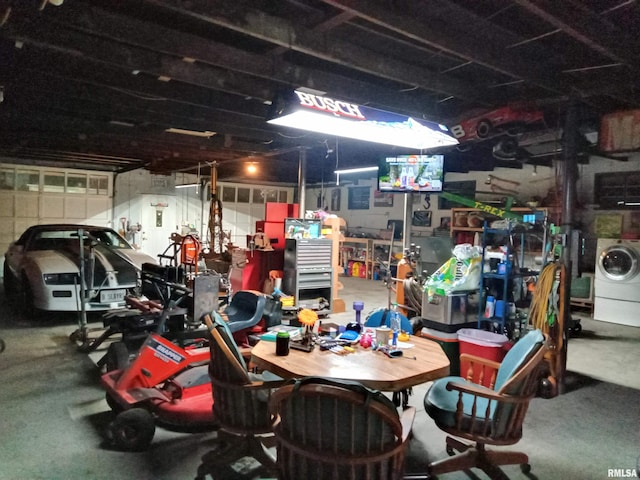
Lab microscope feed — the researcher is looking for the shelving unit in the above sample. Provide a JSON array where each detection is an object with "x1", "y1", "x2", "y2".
[
  {"x1": 340, "y1": 237, "x2": 372, "y2": 278},
  {"x1": 450, "y1": 207, "x2": 549, "y2": 245},
  {"x1": 322, "y1": 217, "x2": 346, "y2": 312},
  {"x1": 371, "y1": 239, "x2": 404, "y2": 279},
  {"x1": 476, "y1": 223, "x2": 539, "y2": 334},
  {"x1": 282, "y1": 238, "x2": 334, "y2": 315}
]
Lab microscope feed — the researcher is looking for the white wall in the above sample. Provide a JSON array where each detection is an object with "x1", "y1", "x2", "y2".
[
  {"x1": 112, "y1": 170, "x2": 295, "y2": 258},
  {"x1": 304, "y1": 153, "x2": 640, "y2": 267}
]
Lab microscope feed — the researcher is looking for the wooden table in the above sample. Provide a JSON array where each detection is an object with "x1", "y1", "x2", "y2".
[{"x1": 250, "y1": 335, "x2": 450, "y2": 392}]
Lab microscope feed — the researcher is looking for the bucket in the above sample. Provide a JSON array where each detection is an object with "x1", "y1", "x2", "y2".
[{"x1": 457, "y1": 328, "x2": 508, "y2": 387}]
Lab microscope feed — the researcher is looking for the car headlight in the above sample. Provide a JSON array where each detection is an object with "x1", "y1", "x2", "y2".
[{"x1": 43, "y1": 273, "x2": 80, "y2": 285}]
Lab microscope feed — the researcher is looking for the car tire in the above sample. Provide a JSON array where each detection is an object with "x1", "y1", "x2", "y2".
[
  {"x1": 105, "y1": 342, "x2": 130, "y2": 372},
  {"x1": 19, "y1": 274, "x2": 38, "y2": 320},
  {"x1": 3, "y1": 262, "x2": 16, "y2": 299},
  {"x1": 107, "y1": 408, "x2": 156, "y2": 452},
  {"x1": 476, "y1": 119, "x2": 493, "y2": 138}
]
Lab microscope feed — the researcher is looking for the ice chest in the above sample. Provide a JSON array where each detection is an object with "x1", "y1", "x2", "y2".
[
  {"x1": 421, "y1": 291, "x2": 477, "y2": 325},
  {"x1": 420, "y1": 327, "x2": 460, "y2": 376},
  {"x1": 457, "y1": 328, "x2": 508, "y2": 387}
]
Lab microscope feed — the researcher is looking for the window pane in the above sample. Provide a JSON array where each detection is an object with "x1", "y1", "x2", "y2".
[
  {"x1": 67, "y1": 174, "x2": 87, "y2": 194},
  {"x1": 0, "y1": 168, "x2": 15, "y2": 190},
  {"x1": 89, "y1": 175, "x2": 109, "y2": 195},
  {"x1": 264, "y1": 189, "x2": 278, "y2": 203},
  {"x1": 237, "y1": 187, "x2": 250, "y2": 203},
  {"x1": 252, "y1": 188, "x2": 264, "y2": 203},
  {"x1": 222, "y1": 186, "x2": 236, "y2": 202},
  {"x1": 16, "y1": 170, "x2": 39, "y2": 191},
  {"x1": 278, "y1": 190, "x2": 288, "y2": 203},
  {"x1": 43, "y1": 172, "x2": 65, "y2": 193}
]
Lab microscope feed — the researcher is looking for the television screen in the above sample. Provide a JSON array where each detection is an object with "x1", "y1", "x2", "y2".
[
  {"x1": 378, "y1": 154, "x2": 444, "y2": 193},
  {"x1": 284, "y1": 218, "x2": 322, "y2": 239}
]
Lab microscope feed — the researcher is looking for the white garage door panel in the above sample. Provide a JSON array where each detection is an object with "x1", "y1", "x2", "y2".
[
  {"x1": 41, "y1": 196, "x2": 65, "y2": 218},
  {"x1": 15, "y1": 195, "x2": 39, "y2": 218},
  {"x1": 87, "y1": 197, "x2": 110, "y2": 221},
  {"x1": 0, "y1": 193, "x2": 14, "y2": 217},
  {"x1": 65, "y1": 197, "x2": 87, "y2": 219}
]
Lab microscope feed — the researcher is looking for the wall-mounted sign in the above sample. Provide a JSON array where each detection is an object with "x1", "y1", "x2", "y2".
[{"x1": 600, "y1": 109, "x2": 640, "y2": 153}]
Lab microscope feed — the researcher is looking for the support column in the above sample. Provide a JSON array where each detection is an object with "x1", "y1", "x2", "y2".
[
  {"x1": 558, "y1": 100, "x2": 580, "y2": 394},
  {"x1": 298, "y1": 148, "x2": 307, "y2": 215}
]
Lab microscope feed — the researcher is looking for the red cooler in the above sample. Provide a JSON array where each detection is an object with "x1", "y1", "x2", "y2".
[{"x1": 457, "y1": 328, "x2": 508, "y2": 387}]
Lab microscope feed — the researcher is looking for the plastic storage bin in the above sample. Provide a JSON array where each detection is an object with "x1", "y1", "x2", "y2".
[{"x1": 457, "y1": 328, "x2": 508, "y2": 387}]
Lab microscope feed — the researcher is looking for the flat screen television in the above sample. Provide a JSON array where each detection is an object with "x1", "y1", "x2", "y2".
[{"x1": 377, "y1": 154, "x2": 444, "y2": 193}]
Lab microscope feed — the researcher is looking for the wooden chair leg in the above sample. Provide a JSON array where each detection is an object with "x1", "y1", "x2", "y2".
[{"x1": 428, "y1": 447, "x2": 479, "y2": 475}]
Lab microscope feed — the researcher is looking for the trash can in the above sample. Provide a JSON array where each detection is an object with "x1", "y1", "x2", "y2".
[
  {"x1": 457, "y1": 328, "x2": 508, "y2": 387},
  {"x1": 421, "y1": 327, "x2": 460, "y2": 376}
]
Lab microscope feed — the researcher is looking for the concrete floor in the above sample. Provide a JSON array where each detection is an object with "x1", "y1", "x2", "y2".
[{"x1": 0, "y1": 275, "x2": 639, "y2": 479}]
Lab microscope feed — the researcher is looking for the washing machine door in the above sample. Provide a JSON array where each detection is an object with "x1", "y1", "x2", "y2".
[{"x1": 598, "y1": 245, "x2": 639, "y2": 281}]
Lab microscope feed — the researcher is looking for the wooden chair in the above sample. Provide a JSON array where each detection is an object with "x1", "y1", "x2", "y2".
[
  {"x1": 195, "y1": 313, "x2": 285, "y2": 480},
  {"x1": 269, "y1": 376, "x2": 416, "y2": 480},
  {"x1": 421, "y1": 329, "x2": 547, "y2": 479}
]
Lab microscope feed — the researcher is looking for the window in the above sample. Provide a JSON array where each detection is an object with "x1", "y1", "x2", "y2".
[
  {"x1": 16, "y1": 169, "x2": 39, "y2": 192},
  {"x1": 595, "y1": 172, "x2": 640, "y2": 209},
  {"x1": 264, "y1": 189, "x2": 279, "y2": 203},
  {"x1": 252, "y1": 188, "x2": 264, "y2": 204},
  {"x1": 279, "y1": 190, "x2": 288, "y2": 203},
  {"x1": 0, "y1": 168, "x2": 15, "y2": 190},
  {"x1": 67, "y1": 174, "x2": 87, "y2": 194},
  {"x1": 222, "y1": 186, "x2": 236, "y2": 202},
  {"x1": 348, "y1": 186, "x2": 370, "y2": 210},
  {"x1": 43, "y1": 172, "x2": 65, "y2": 193},
  {"x1": 88, "y1": 175, "x2": 109, "y2": 195},
  {"x1": 237, "y1": 187, "x2": 250, "y2": 203}
]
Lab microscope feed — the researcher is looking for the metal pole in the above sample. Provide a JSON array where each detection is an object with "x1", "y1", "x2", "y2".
[
  {"x1": 77, "y1": 228, "x2": 88, "y2": 339},
  {"x1": 403, "y1": 194, "x2": 412, "y2": 251},
  {"x1": 298, "y1": 148, "x2": 307, "y2": 215},
  {"x1": 558, "y1": 100, "x2": 579, "y2": 394}
]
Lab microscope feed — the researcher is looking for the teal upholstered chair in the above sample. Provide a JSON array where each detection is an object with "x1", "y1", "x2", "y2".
[
  {"x1": 195, "y1": 312, "x2": 284, "y2": 480},
  {"x1": 423, "y1": 329, "x2": 547, "y2": 477},
  {"x1": 269, "y1": 377, "x2": 416, "y2": 480}
]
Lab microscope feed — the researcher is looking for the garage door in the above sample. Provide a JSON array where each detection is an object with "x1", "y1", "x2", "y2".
[{"x1": 0, "y1": 164, "x2": 113, "y2": 276}]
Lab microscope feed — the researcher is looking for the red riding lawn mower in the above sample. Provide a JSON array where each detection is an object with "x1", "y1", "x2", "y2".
[{"x1": 100, "y1": 277, "x2": 279, "y2": 451}]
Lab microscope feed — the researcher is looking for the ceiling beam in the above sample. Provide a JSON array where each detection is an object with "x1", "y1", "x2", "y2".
[
  {"x1": 147, "y1": 0, "x2": 490, "y2": 105},
  {"x1": 512, "y1": 0, "x2": 640, "y2": 68}
]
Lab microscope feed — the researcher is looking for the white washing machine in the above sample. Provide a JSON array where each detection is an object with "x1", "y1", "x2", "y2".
[{"x1": 593, "y1": 238, "x2": 640, "y2": 327}]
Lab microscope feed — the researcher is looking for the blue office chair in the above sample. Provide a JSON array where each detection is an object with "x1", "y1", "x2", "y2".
[{"x1": 423, "y1": 329, "x2": 547, "y2": 477}]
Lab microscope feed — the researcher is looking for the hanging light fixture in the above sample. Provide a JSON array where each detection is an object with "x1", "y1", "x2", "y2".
[{"x1": 267, "y1": 89, "x2": 458, "y2": 150}]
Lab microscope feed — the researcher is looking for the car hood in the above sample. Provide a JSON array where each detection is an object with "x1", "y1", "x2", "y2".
[{"x1": 28, "y1": 245, "x2": 156, "y2": 287}]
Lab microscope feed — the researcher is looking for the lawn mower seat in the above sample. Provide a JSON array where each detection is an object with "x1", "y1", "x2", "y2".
[{"x1": 222, "y1": 290, "x2": 267, "y2": 333}]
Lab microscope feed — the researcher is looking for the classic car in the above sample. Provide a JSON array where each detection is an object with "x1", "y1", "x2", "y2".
[
  {"x1": 3, "y1": 224, "x2": 157, "y2": 314},
  {"x1": 448, "y1": 105, "x2": 546, "y2": 143}
]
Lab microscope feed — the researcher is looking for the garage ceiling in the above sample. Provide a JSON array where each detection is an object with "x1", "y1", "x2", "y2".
[{"x1": 1, "y1": 0, "x2": 638, "y2": 184}]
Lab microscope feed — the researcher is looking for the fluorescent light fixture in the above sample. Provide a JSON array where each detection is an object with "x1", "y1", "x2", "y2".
[
  {"x1": 165, "y1": 128, "x2": 216, "y2": 138},
  {"x1": 109, "y1": 120, "x2": 135, "y2": 127},
  {"x1": 267, "y1": 90, "x2": 458, "y2": 150},
  {"x1": 334, "y1": 166, "x2": 378, "y2": 175},
  {"x1": 175, "y1": 183, "x2": 199, "y2": 189},
  {"x1": 333, "y1": 166, "x2": 378, "y2": 186}
]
